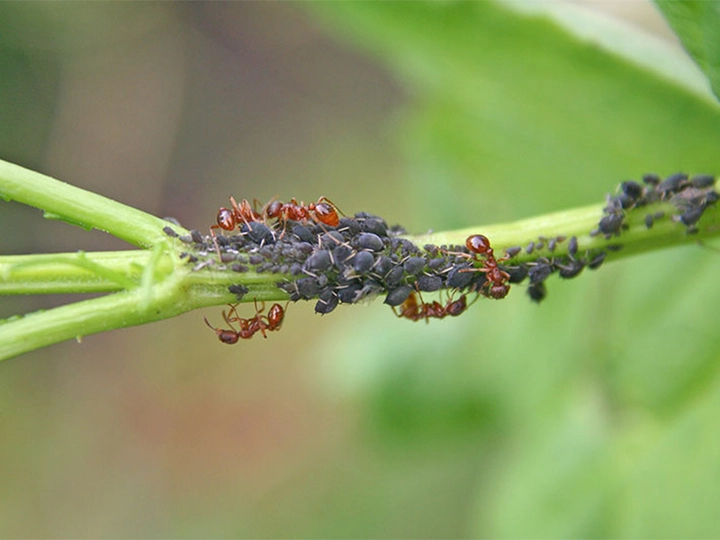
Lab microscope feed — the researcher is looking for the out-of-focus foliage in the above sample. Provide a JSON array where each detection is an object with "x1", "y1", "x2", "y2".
[
  {"x1": 2, "y1": 1, "x2": 720, "y2": 538},
  {"x1": 655, "y1": 0, "x2": 720, "y2": 101},
  {"x1": 310, "y1": 2, "x2": 720, "y2": 537}
]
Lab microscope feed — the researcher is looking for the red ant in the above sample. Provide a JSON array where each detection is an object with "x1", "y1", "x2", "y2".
[
  {"x1": 393, "y1": 291, "x2": 470, "y2": 322},
  {"x1": 209, "y1": 196, "x2": 265, "y2": 255},
  {"x1": 204, "y1": 300, "x2": 286, "y2": 344},
  {"x1": 261, "y1": 196, "x2": 341, "y2": 228},
  {"x1": 211, "y1": 196, "x2": 262, "y2": 235},
  {"x1": 464, "y1": 234, "x2": 511, "y2": 299}
]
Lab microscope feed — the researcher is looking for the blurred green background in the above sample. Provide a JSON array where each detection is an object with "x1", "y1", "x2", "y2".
[{"x1": 2, "y1": 2, "x2": 720, "y2": 537}]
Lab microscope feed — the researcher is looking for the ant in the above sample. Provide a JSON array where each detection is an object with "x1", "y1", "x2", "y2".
[
  {"x1": 261, "y1": 196, "x2": 341, "y2": 228},
  {"x1": 464, "y1": 234, "x2": 511, "y2": 299},
  {"x1": 204, "y1": 300, "x2": 286, "y2": 344},
  {"x1": 393, "y1": 291, "x2": 470, "y2": 322},
  {"x1": 211, "y1": 196, "x2": 262, "y2": 235},
  {"x1": 209, "y1": 196, "x2": 264, "y2": 256}
]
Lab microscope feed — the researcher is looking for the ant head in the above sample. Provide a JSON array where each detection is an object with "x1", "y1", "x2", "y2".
[
  {"x1": 216, "y1": 208, "x2": 235, "y2": 230},
  {"x1": 466, "y1": 234, "x2": 492, "y2": 255}
]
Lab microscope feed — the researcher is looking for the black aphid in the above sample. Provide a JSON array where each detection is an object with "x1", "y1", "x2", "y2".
[
  {"x1": 416, "y1": 274, "x2": 443, "y2": 292},
  {"x1": 403, "y1": 257, "x2": 426, "y2": 276},
  {"x1": 504, "y1": 246, "x2": 522, "y2": 258},
  {"x1": 352, "y1": 251, "x2": 375, "y2": 274},
  {"x1": 446, "y1": 266, "x2": 474, "y2": 289},
  {"x1": 528, "y1": 262, "x2": 553, "y2": 285},
  {"x1": 354, "y1": 232, "x2": 385, "y2": 252},
  {"x1": 621, "y1": 180, "x2": 643, "y2": 200},
  {"x1": 587, "y1": 252, "x2": 606, "y2": 270},
  {"x1": 242, "y1": 222, "x2": 275, "y2": 245},
  {"x1": 568, "y1": 236, "x2": 578, "y2": 257},
  {"x1": 557, "y1": 260, "x2": 584, "y2": 279},
  {"x1": 228, "y1": 284, "x2": 249, "y2": 301},
  {"x1": 680, "y1": 206, "x2": 705, "y2": 227},
  {"x1": 372, "y1": 255, "x2": 394, "y2": 277},
  {"x1": 598, "y1": 213, "x2": 624, "y2": 236},
  {"x1": 690, "y1": 174, "x2": 715, "y2": 188},
  {"x1": 527, "y1": 282, "x2": 547, "y2": 303},
  {"x1": 315, "y1": 289, "x2": 339, "y2": 315},
  {"x1": 384, "y1": 285, "x2": 414, "y2": 307},
  {"x1": 190, "y1": 230, "x2": 204, "y2": 244},
  {"x1": 305, "y1": 250, "x2": 333, "y2": 272}
]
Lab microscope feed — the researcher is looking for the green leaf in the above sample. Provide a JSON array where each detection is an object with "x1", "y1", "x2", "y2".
[{"x1": 655, "y1": 0, "x2": 720, "y2": 102}]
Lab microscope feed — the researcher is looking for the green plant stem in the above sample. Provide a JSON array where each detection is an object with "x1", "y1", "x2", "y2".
[
  {"x1": 2, "y1": 157, "x2": 720, "y2": 361},
  {"x1": 0, "y1": 159, "x2": 188, "y2": 248}
]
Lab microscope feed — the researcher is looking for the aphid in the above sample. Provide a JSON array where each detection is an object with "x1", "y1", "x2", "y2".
[
  {"x1": 163, "y1": 226, "x2": 179, "y2": 238},
  {"x1": 528, "y1": 261, "x2": 553, "y2": 285},
  {"x1": 352, "y1": 251, "x2": 375, "y2": 274},
  {"x1": 241, "y1": 222, "x2": 275, "y2": 245},
  {"x1": 557, "y1": 259, "x2": 584, "y2": 279},
  {"x1": 644, "y1": 214, "x2": 654, "y2": 229},
  {"x1": 228, "y1": 284, "x2": 249, "y2": 300},
  {"x1": 354, "y1": 232, "x2": 384, "y2": 252},
  {"x1": 372, "y1": 255, "x2": 394, "y2": 278},
  {"x1": 527, "y1": 282, "x2": 546, "y2": 303},
  {"x1": 568, "y1": 236, "x2": 578, "y2": 257},
  {"x1": 621, "y1": 180, "x2": 643, "y2": 200},
  {"x1": 416, "y1": 274, "x2": 443, "y2": 292},
  {"x1": 525, "y1": 241, "x2": 535, "y2": 254},
  {"x1": 403, "y1": 257, "x2": 426, "y2": 276},
  {"x1": 680, "y1": 206, "x2": 704, "y2": 227},
  {"x1": 587, "y1": 252, "x2": 607, "y2": 270},
  {"x1": 337, "y1": 283, "x2": 363, "y2": 304},
  {"x1": 315, "y1": 289, "x2": 339, "y2": 315},
  {"x1": 691, "y1": 174, "x2": 715, "y2": 188},
  {"x1": 384, "y1": 285, "x2": 414, "y2": 307},
  {"x1": 305, "y1": 250, "x2": 333, "y2": 272},
  {"x1": 658, "y1": 172, "x2": 689, "y2": 197},
  {"x1": 598, "y1": 213, "x2": 624, "y2": 237},
  {"x1": 384, "y1": 266, "x2": 405, "y2": 288},
  {"x1": 446, "y1": 265, "x2": 474, "y2": 289},
  {"x1": 504, "y1": 246, "x2": 522, "y2": 258},
  {"x1": 642, "y1": 173, "x2": 661, "y2": 186},
  {"x1": 190, "y1": 229, "x2": 204, "y2": 244}
]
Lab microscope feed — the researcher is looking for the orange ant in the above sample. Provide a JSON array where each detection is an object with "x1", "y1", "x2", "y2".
[
  {"x1": 211, "y1": 196, "x2": 262, "y2": 235},
  {"x1": 393, "y1": 291, "x2": 471, "y2": 322},
  {"x1": 464, "y1": 234, "x2": 511, "y2": 299},
  {"x1": 204, "y1": 300, "x2": 287, "y2": 344},
  {"x1": 209, "y1": 196, "x2": 264, "y2": 255},
  {"x1": 261, "y1": 196, "x2": 341, "y2": 228}
]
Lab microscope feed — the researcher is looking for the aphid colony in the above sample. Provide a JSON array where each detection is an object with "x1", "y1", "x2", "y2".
[
  {"x1": 163, "y1": 174, "x2": 718, "y2": 344},
  {"x1": 594, "y1": 172, "x2": 719, "y2": 238}
]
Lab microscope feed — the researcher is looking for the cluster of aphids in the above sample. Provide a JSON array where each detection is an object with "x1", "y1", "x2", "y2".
[
  {"x1": 163, "y1": 173, "x2": 718, "y2": 344},
  {"x1": 164, "y1": 197, "x2": 519, "y2": 343},
  {"x1": 595, "y1": 172, "x2": 718, "y2": 237}
]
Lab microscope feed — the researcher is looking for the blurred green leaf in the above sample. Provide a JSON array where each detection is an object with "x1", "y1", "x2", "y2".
[
  {"x1": 655, "y1": 0, "x2": 720, "y2": 102},
  {"x1": 309, "y1": 2, "x2": 720, "y2": 537}
]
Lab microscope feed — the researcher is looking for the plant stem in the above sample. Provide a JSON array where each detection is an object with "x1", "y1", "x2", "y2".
[
  {"x1": 1, "y1": 157, "x2": 719, "y2": 361},
  {"x1": 0, "y1": 159, "x2": 187, "y2": 248}
]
